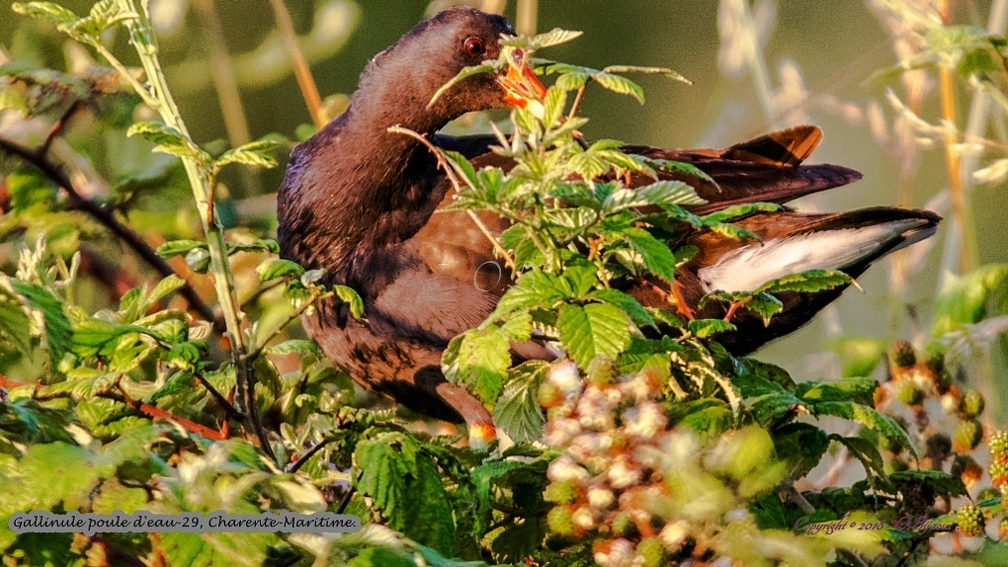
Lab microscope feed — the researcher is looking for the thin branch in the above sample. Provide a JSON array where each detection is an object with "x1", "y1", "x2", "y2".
[
  {"x1": 285, "y1": 436, "x2": 335, "y2": 473},
  {"x1": 0, "y1": 137, "x2": 222, "y2": 331},
  {"x1": 937, "y1": 0, "x2": 976, "y2": 274},
  {"x1": 194, "y1": 372, "x2": 241, "y2": 420},
  {"x1": 248, "y1": 289, "x2": 332, "y2": 362},
  {"x1": 268, "y1": 0, "x2": 325, "y2": 127}
]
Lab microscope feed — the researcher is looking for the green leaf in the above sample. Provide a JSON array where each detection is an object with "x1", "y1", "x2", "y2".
[
  {"x1": 588, "y1": 288, "x2": 655, "y2": 328},
  {"x1": 931, "y1": 264, "x2": 1008, "y2": 336},
  {"x1": 256, "y1": 258, "x2": 306, "y2": 282},
  {"x1": 127, "y1": 121, "x2": 211, "y2": 167},
  {"x1": 494, "y1": 361, "x2": 548, "y2": 443},
  {"x1": 602, "y1": 64, "x2": 692, "y2": 84},
  {"x1": 688, "y1": 318, "x2": 736, "y2": 339},
  {"x1": 568, "y1": 151, "x2": 609, "y2": 180},
  {"x1": 0, "y1": 293, "x2": 32, "y2": 355},
  {"x1": 227, "y1": 239, "x2": 280, "y2": 256},
  {"x1": 442, "y1": 328, "x2": 511, "y2": 402},
  {"x1": 833, "y1": 435, "x2": 888, "y2": 483},
  {"x1": 214, "y1": 139, "x2": 280, "y2": 171},
  {"x1": 756, "y1": 269, "x2": 852, "y2": 295},
  {"x1": 184, "y1": 247, "x2": 211, "y2": 274},
  {"x1": 491, "y1": 517, "x2": 548, "y2": 563},
  {"x1": 815, "y1": 402, "x2": 915, "y2": 456},
  {"x1": 503, "y1": 27, "x2": 584, "y2": 50},
  {"x1": 11, "y1": 2, "x2": 79, "y2": 26},
  {"x1": 490, "y1": 270, "x2": 567, "y2": 320},
  {"x1": 443, "y1": 150, "x2": 479, "y2": 188},
  {"x1": 635, "y1": 180, "x2": 707, "y2": 207},
  {"x1": 592, "y1": 73, "x2": 645, "y2": 104},
  {"x1": 398, "y1": 455, "x2": 456, "y2": 554},
  {"x1": 334, "y1": 285, "x2": 364, "y2": 319},
  {"x1": 542, "y1": 87, "x2": 568, "y2": 127},
  {"x1": 746, "y1": 293, "x2": 784, "y2": 325},
  {"x1": 887, "y1": 470, "x2": 967, "y2": 498},
  {"x1": 557, "y1": 303, "x2": 631, "y2": 369},
  {"x1": 267, "y1": 339, "x2": 321, "y2": 357},
  {"x1": 156, "y1": 239, "x2": 206, "y2": 259},
  {"x1": 430, "y1": 62, "x2": 499, "y2": 106},
  {"x1": 702, "y1": 202, "x2": 781, "y2": 224},
  {"x1": 10, "y1": 281, "x2": 72, "y2": 368},
  {"x1": 622, "y1": 227, "x2": 676, "y2": 282},
  {"x1": 829, "y1": 336, "x2": 886, "y2": 378},
  {"x1": 355, "y1": 431, "x2": 418, "y2": 522}
]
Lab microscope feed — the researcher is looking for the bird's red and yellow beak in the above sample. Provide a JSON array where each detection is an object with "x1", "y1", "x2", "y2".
[{"x1": 498, "y1": 49, "x2": 547, "y2": 118}]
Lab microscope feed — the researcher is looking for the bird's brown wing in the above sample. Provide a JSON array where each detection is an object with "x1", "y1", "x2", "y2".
[{"x1": 622, "y1": 126, "x2": 862, "y2": 215}]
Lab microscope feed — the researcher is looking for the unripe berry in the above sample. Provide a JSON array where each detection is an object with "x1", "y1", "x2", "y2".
[
  {"x1": 955, "y1": 504, "x2": 985, "y2": 537},
  {"x1": 547, "y1": 506, "x2": 577, "y2": 537},
  {"x1": 954, "y1": 420, "x2": 983, "y2": 453},
  {"x1": 896, "y1": 381, "x2": 924, "y2": 407},
  {"x1": 991, "y1": 431, "x2": 1008, "y2": 458},
  {"x1": 544, "y1": 480, "x2": 578, "y2": 504},
  {"x1": 637, "y1": 537, "x2": 667, "y2": 567},
  {"x1": 960, "y1": 390, "x2": 986, "y2": 419}
]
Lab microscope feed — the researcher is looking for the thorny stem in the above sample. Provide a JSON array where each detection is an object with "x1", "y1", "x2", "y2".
[{"x1": 111, "y1": 0, "x2": 272, "y2": 461}]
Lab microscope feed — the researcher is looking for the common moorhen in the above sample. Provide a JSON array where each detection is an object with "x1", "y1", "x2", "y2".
[{"x1": 276, "y1": 8, "x2": 939, "y2": 437}]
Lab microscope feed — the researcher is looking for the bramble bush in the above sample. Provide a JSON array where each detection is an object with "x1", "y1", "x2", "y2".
[{"x1": 2, "y1": 1, "x2": 1008, "y2": 566}]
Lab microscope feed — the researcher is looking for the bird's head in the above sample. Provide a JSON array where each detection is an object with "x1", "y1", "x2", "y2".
[{"x1": 352, "y1": 7, "x2": 546, "y2": 132}]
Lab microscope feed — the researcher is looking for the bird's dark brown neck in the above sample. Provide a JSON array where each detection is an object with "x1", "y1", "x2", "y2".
[{"x1": 276, "y1": 108, "x2": 450, "y2": 281}]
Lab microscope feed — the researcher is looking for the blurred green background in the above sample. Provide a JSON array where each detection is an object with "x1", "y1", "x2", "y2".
[{"x1": 2, "y1": 0, "x2": 1005, "y2": 379}]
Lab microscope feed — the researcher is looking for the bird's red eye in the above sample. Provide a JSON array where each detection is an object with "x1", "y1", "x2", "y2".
[{"x1": 464, "y1": 37, "x2": 486, "y2": 57}]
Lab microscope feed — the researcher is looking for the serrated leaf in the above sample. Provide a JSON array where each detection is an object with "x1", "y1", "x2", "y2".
[
  {"x1": 557, "y1": 303, "x2": 631, "y2": 369},
  {"x1": 592, "y1": 73, "x2": 645, "y2": 104},
  {"x1": 888, "y1": 470, "x2": 967, "y2": 498},
  {"x1": 587, "y1": 288, "x2": 655, "y2": 328},
  {"x1": 443, "y1": 150, "x2": 478, "y2": 188},
  {"x1": 11, "y1": 2, "x2": 79, "y2": 26},
  {"x1": 602, "y1": 64, "x2": 692, "y2": 84},
  {"x1": 542, "y1": 87, "x2": 567, "y2": 126},
  {"x1": 746, "y1": 293, "x2": 784, "y2": 325},
  {"x1": 688, "y1": 318, "x2": 736, "y2": 338},
  {"x1": 568, "y1": 151, "x2": 609, "y2": 180},
  {"x1": 214, "y1": 140, "x2": 280, "y2": 171},
  {"x1": 267, "y1": 339, "x2": 321, "y2": 357},
  {"x1": 816, "y1": 402, "x2": 915, "y2": 457},
  {"x1": 490, "y1": 270, "x2": 567, "y2": 320},
  {"x1": 756, "y1": 269, "x2": 852, "y2": 295},
  {"x1": 622, "y1": 227, "x2": 676, "y2": 282},
  {"x1": 515, "y1": 27, "x2": 584, "y2": 50},
  {"x1": 227, "y1": 239, "x2": 280, "y2": 256},
  {"x1": 127, "y1": 121, "x2": 210, "y2": 166},
  {"x1": 636, "y1": 180, "x2": 707, "y2": 207},
  {"x1": 256, "y1": 258, "x2": 305, "y2": 282},
  {"x1": 430, "y1": 62, "x2": 499, "y2": 106},
  {"x1": 10, "y1": 281, "x2": 72, "y2": 369},
  {"x1": 354, "y1": 431, "x2": 418, "y2": 528},
  {"x1": 494, "y1": 361, "x2": 548, "y2": 443},
  {"x1": 702, "y1": 202, "x2": 782, "y2": 224},
  {"x1": 333, "y1": 285, "x2": 364, "y2": 319},
  {"x1": 156, "y1": 239, "x2": 206, "y2": 258},
  {"x1": 554, "y1": 71, "x2": 589, "y2": 91},
  {"x1": 442, "y1": 328, "x2": 510, "y2": 402}
]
